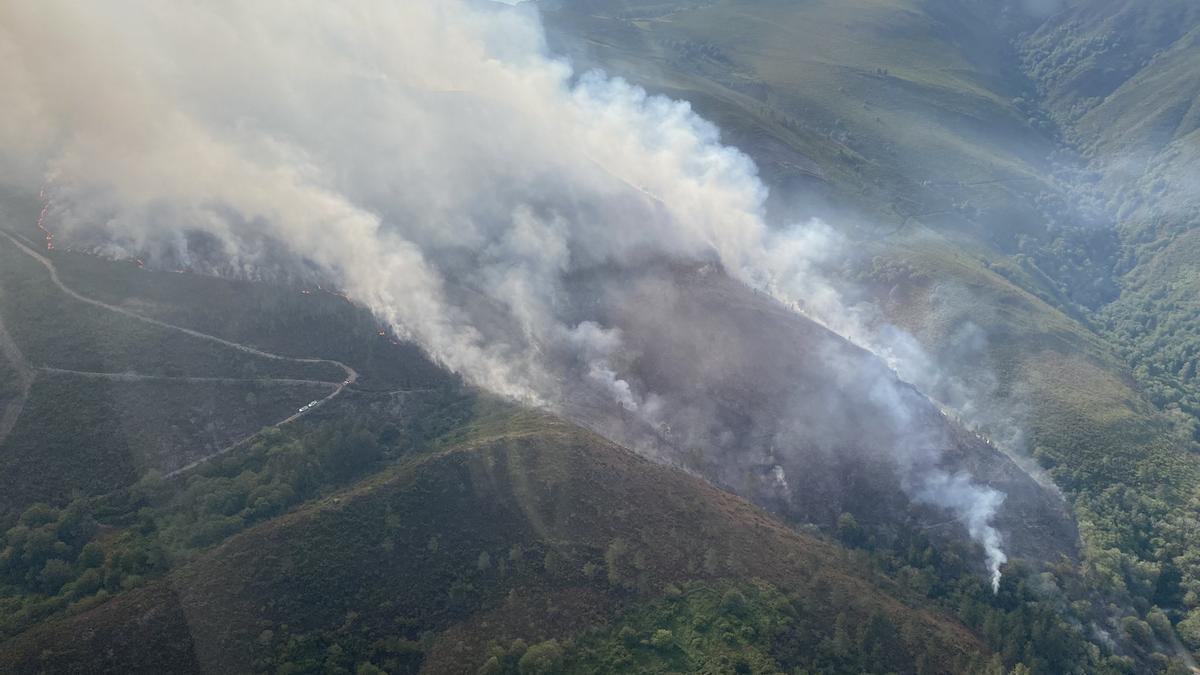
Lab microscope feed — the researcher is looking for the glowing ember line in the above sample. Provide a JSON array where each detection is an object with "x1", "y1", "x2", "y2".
[{"x1": 36, "y1": 202, "x2": 53, "y2": 251}]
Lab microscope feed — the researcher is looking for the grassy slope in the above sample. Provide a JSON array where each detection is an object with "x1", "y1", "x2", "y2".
[
  {"x1": 1022, "y1": 0, "x2": 1200, "y2": 454},
  {"x1": 544, "y1": 0, "x2": 1152, "y2": 464},
  {"x1": 544, "y1": 1, "x2": 1200, "y2": 655},
  {"x1": 0, "y1": 415, "x2": 987, "y2": 674},
  {"x1": 870, "y1": 234, "x2": 1178, "y2": 473},
  {"x1": 1020, "y1": 0, "x2": 1200, "y2": 144},
  {"x1": 1017, "y1": 0, "x2": 1200, "y2": 531},
  {"x1": 541, "y1": 0, "x2": 1058, "y2": 247},
  {"x1": 0, "y1": 241, "x2": 343, "y2": 382},
  {"x1": 0, "y1": 219, "x2": 462, "y2": 517},
  {"x1": 0, "y1": 1, "x2": 1195, "y2": 665},
  {"x1": 0, "y1": 228, "x2": 993, "y2": 667},
  {"x1": 1074, "y1": 26, "x2": 1200, "y2": 156},
  {"x1": 0, "y1": 345, "x2": 24, "y2": 434},
  {"x1": 0, "y1": 375, "x2": 332, "y2": 515},
  {"x1": 50, "y1": 251, "x2": 450, "y2": 392},
  {"x1": 0, "y1": 235, "x2": 346, "y2": 516}
]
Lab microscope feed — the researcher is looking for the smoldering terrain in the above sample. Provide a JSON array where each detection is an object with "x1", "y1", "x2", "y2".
[
  {"x1": 555, "y1": 261, "x2": 1077, "y2": 574},
  {"x1": 0, "y1": 0, "x2": 1077, "y2": 589}
]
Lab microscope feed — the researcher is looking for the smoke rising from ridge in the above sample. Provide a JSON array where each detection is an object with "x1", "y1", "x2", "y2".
[{"x1": 0, "y1": 0, "x2": 1008, "y2": 585}]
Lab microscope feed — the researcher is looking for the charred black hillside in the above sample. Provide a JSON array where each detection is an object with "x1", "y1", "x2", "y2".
[{"x1": 562, "y1": 262, "x2": 1077, "y2": 567}]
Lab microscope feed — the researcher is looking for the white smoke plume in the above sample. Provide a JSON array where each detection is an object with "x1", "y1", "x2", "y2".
[
  {"x1": 0, "y1": 0, "x2": 1007, "y2": 586},
  {"x1": 917, "y1": 471, "x2": 1008, "y2": 592}
]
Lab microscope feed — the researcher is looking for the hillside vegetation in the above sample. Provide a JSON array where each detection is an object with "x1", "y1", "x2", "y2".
[
  {"x1": 0, "y1": 224, "x2": 1137, "y2": 673},
  {"x1": 542, "y1": 0, "x2": 1200, "y2": 667},
  {"x1": 3, "y1": 0, "x2": 1200, "y2": 671},
  {"x1": 0, "y1": 413, "x2": 993, "y2": 674},
  {"x1": 50, "y1": 251, "x2": 450, "y2": 393},
  {"x1": 1014, "y1": 2, "x2": 1200, "y2": 652}
]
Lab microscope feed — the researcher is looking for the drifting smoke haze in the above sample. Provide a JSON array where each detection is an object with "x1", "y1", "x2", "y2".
[{"x1": 0, "y1": 0, "x2": 1011, "y2": 587}]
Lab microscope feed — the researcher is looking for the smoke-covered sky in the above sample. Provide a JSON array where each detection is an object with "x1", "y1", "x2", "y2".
[
  {"x1": 0, "y1": 0, "x2": 1011, "y2": 587},
  {"x1": 1, "y1": 0, "x2": 793, "y2": 396}
]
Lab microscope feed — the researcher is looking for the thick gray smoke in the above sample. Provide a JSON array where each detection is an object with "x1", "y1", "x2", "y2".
[{"x1": 0, "y1": 0, "x2": 1006, "y2": 587}]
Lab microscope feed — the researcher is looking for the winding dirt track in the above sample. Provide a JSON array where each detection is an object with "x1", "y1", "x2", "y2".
[{"x1": 0, "y1": 228, "x2": 358, "y2": 476}]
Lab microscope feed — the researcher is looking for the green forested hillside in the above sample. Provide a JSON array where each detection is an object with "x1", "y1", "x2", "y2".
[
  {"x1": 0, "y1": 225, "x2": 1153, "y2": 673},
  {"x1": 0, "y1": 410, "x2": 994, "y2": 674},
  {"x1": 2, "y1": 1, "x2": 1200, "y2": 672},
  {"x1": 541, "y1": 0, "x2": 1200, "y2": 668},
  {"x1": 0, "y1": 224, "x2": 996, "y2": 673},
  {"x1": 1019, "y1": 0, "x2": 1200, "y2": 147},
  {"x1": 1021, "y1": 5, "x2": 1200, "y2": 653},
  {"x1": 1018, "y1": 0, "x2": 1200, "y2": 453},
  {"x1": 541, "y1": 0, "x2": 1056, "y2": 239}
]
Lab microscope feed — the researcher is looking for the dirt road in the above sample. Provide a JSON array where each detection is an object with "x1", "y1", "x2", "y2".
[{"x1": 0, "y1": 228, "x2": 359, "y2": 476}]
